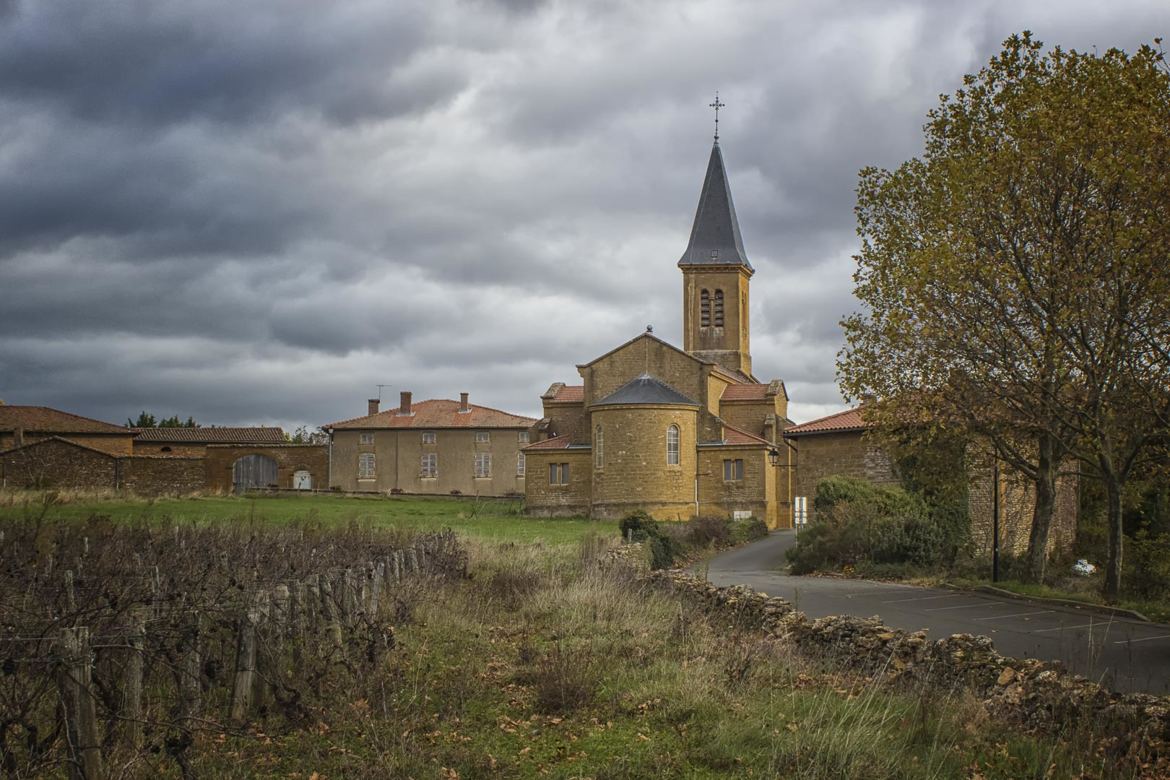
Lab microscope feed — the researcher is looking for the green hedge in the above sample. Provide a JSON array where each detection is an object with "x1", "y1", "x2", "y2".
[{"x1": 787, "y1": 476, "x2": 967, "y2": 574}]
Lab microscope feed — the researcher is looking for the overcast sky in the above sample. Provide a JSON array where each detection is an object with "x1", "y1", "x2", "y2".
[{"x1": 0, "y1": 0, "x2": 1164, "y2": 429}]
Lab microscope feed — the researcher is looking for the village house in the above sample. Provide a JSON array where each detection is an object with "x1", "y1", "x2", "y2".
[
  {"x1": 783, "y1": 406, "x2": 1078, "y2": 557},
  {"x1": 324, "y1": 392, "x2": 535, "y2": 496},
  {"x1": 523, "y1": 138, "x2": 796, "y2": 528}
]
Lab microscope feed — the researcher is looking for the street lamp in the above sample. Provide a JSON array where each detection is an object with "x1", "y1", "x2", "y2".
[{"x1": 768, "y1": 447, "x2": 781, "y2": 467}]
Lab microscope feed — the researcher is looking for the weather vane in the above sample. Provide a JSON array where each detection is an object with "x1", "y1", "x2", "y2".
[{"x1": 709, "y1": 92, "x2": 725, "y2": 141}]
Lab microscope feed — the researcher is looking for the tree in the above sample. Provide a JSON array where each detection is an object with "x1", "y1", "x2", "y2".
[
  {"x1": 127, "y1": 412, "x2": 198, "y2": 428},
  {"x1": 840, "y1": 33, "x2": 1170, "y2": 593},
  {"x1": 284, "y1": 426, "x2": 328, "y2": 445}
]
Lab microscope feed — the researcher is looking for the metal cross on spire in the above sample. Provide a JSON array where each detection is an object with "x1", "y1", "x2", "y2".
[{"x1": 709, "y1": 92, "x2": 725, "y2": 141}]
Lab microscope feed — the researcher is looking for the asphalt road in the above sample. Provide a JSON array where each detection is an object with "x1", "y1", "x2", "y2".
[{"x1": 699, "y1": 531, "x2": 1170, "y2": 695}]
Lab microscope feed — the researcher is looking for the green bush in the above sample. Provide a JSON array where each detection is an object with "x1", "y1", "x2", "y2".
[
  {"x1": 618, "y1": 510, "x2": 678, "y2": 569},
  {"x1": 788, "y1": 476, "x2": 960, "y2": 574},
  {"x1": 686, "y1": 515, "x2": 732, "y2": 548},
  {"x1": 729, "y1": 516, "x2": 769, "y2": 544},
  {"x1": 1123, "y1": 530, "x2": 1170, "y2": 600}
]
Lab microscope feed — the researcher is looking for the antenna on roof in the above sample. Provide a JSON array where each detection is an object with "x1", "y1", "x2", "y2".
[
  {"x1": 709, "y1": 91, "x2": 725, "y2": 141},
  {"x1": 376, "y1": 384, "x2": 391, "y2": 401}
]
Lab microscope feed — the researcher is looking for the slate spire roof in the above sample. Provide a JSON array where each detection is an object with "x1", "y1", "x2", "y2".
[{"x1": 677, "y1": 141, "x2": 752, "y2": 270}]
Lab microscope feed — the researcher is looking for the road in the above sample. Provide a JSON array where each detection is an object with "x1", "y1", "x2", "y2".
[{"x1": 699, "y1": 531, "x2": 1170, "y2": 695}]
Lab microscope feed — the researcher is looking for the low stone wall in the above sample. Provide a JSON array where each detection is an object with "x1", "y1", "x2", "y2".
[{"x1": 641, "y1": 568, "x2": 1169, "y2": 774}]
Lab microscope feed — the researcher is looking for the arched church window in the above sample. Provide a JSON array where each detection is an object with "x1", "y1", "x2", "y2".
[
  {"x1": 714, "y1": 290, "x2": 725, "y2": 327},
  {"x1": 594, "y1": 425, "x2": 604, "y2": 469},
  {"x1": 700, "y1": 289, "x2": 711, "y2": 327},
  {"x1": 666, "y1": 424, "x2": 680, "y2": 465}
]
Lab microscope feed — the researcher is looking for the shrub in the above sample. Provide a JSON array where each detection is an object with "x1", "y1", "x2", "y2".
[
  {"x1": 1123, "y1": 530, "x2": 1170, "y2": 600},
  {"x1": 619, "y1": 510, "x2": 657, "y2": 542},
  {"x1": 686, "y1": 515, "x2": 732, "y2": 548},
  {"x1": 618, "y1": 510, "x2": 678, "y2": 569},
  {"x1": 788, "y1": 476, "x2": 959, "y2": 574},
  {"x1": 729, "y1": 516, "x2": 769, "y2": 545}
]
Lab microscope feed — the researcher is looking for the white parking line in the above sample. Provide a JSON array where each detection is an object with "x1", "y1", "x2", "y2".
[
  {"x1": 924, "y1": 602, "x2": 996, "y2": 612},
  {"x1": 972, "y1": 610, "x2": 1052, "y2": 621},
  {"x1": 1034, "y1": 623, "x2": 1098, "y2": 633},
  {"x1": 1113, "y1": 634, "x2": 1170, "y2": 645},
  {"x1": 882, "y1": 594, "x2": 958, "y2": 604}
]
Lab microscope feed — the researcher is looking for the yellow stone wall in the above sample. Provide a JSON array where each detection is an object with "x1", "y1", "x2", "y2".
[
  {"x1": 523, "y1": 449, "x2": 591, "y2": 516},
  {"x1": 697, "y1": 446, "x2": 788, "y2": 528},
  {"x1": 329, "y1": 427, "x2": 528, "y2": 496},
  {"x1": 590, "y1": 405, "x2": 698, "y2": 520}
]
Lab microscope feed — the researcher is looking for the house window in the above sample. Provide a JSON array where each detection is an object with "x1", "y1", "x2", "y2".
[
  {"x1": 474, "y1": 452, "x2": 491, "y2": 478},
  {"x1": 723, "y1": 458, "x2": 744, "y2": 482},
  {"x1": 421, "y1": 431, "x2": 436, "y2": 445},
  {"x1": 666, "y1": 425, "x2": 680, "y2": 465},
  {"x1": 549, "y1": 462, "x2": 570, "y2": 485},
  {"x1": 700, "y1": 289, "x2": 711, "y2": 327},
  {"x1": 594, "y1": 425, "x2": 604, "y2": 469},
  {"x1": 518, "y1": 431, "x2": 529, "y2": 444},
  {"x1": 474, "y1": 431, "x2": 490, "y2": 444},
  {"x1": 358, "y1": 453, "x2": 376, "y2": 479},
  {"x1": 359, "y1": 433, "x2": 375, "y2": 445},
  {"x1": 516, "y1": 452, "x2": 526, "y2": 476},
  {"x1": 714, "y1": 290, "x2": 725, "y2": 327},
  {"x1": 420, "y1": 453, "x2": 437, "y2": 478}
]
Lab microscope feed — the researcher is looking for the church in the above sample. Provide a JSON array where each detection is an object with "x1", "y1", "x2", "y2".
[{"x1": 523, "y1": 133, "x2": 796, "y2": 528}]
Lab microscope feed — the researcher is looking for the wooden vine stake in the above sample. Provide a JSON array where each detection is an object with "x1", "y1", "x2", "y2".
[
  {"x1": 123, "y1": 608, "x2": 147, "y2": 749},
  {"x1": 59, "y1": 626, "x2": 103, "y2": 780}
]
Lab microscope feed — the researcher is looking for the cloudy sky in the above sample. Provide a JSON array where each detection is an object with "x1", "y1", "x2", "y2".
[{"x1": 0, "y1": 0, "x2": 1164, "y2": 429}]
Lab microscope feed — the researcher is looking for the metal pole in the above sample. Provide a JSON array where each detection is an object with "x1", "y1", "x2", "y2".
[{"x1": 992, "y1": 459, "x2": 1000, "y2": 583}]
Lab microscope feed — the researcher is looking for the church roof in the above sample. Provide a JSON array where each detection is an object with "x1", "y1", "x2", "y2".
[
  {"x1": 593, "y1": 374, "x2": 699, "y2": 407},
  {"x1": 677, "y1": 142, "x2": 752, "y2": 270}
]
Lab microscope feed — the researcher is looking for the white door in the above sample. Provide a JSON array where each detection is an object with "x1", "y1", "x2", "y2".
[{"x1": 293, "y1": 470, "x2": 312, "y2": 490}]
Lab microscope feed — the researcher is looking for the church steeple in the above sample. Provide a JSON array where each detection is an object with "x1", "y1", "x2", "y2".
[
  {"x1": 679, "y1": 127, "x2": 755, "y2": 378},
  {"x1": 677, "y1": 141, "x2": 753, "y2": 271}
]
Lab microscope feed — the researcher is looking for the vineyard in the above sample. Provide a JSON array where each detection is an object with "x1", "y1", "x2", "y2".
[{"x1": 0, "y1": 515, "x2": 467, "y2": 778}]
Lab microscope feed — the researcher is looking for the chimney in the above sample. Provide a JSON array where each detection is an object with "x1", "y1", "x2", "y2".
[
  {"x1": 367, "y1": 398, "x2": 380, "y2": 416},
  {"x1": 399, "y1": 391, "x2": 412, "y2": 416},
  {"x1": 459, "y1": 392, "x2": 470, "y2": 413}
]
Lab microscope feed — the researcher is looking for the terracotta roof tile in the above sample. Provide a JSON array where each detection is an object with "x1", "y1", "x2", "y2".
[
  {"x1": 326, "y1": 399, "x2": 535, "y2": 430},
  {"x1": 551, "y1": 385, "x2": 584, "y2": 403},
  {"x1": 133, "y1": 427, "x2": 286, "y2": 444},
  {"x1": 720, "y1": 384, "x2": 769, "y2": 401},
  {"x1": 722, "y1": 424, "x2": 772, "y2": 446},
  {"x1": 523, "y1": 434, "x2": 574, "y2": 450},
  {"x1": 0, "y1": 435, "x2": 118, "y2": 457},
  {"x1": 783, "y1": 407, "x2": 867, "y2": 436},
  {"x1": 0, "y1": 406, "x2": 128, "y2": 435}
]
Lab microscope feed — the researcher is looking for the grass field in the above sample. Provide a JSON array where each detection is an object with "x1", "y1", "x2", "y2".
[
  {"x1": 0, "y1": 490, "x2": 612, "y2": 545},
  {"x1": 189, "y1": 539, "x2": 1104, "y2": 779}
]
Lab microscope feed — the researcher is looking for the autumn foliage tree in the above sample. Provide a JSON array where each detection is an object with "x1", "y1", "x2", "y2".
[{"x1": 839, "y1": 33, "x2": 1170, "y2": 596}]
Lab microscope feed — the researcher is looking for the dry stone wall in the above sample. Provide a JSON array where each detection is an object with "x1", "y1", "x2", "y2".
[{"x1": 640, "y1": 568, "x2": 1169, "y2": 775}]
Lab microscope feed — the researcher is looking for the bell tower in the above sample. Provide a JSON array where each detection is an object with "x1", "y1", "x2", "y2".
[{"x1": 679, "y1": 113, "x2": 754, "y2": 377}]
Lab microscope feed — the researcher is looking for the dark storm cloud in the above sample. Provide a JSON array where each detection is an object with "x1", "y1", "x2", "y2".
[{"x1": 0, "y1": 0, "x2": 1164, "y2": 429}]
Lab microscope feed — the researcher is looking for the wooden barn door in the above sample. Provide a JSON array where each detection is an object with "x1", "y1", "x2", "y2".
[{"x1": 233, "y1": 454, "x2": 278, "y2": 492}]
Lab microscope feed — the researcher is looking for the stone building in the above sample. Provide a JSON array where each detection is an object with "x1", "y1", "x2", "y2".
[
  {"x1": 131, "y1": 426, "x2": 286, "y2": 457},
  {"x1": 0, "y1": 402, "x2": 327, "y2": 495},
  {"x1": 524, "y1": 138, "x2": 795, "y2": 527},
  {"x1": 324, "y1": 392, "x2": 535, "y2": 496},
  {"x1": 784, "y1": 406, "x2": 1077, "y2": 557},
  {"x1": 0, "y1": 404, "x2": 136, "y2": 455}
]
